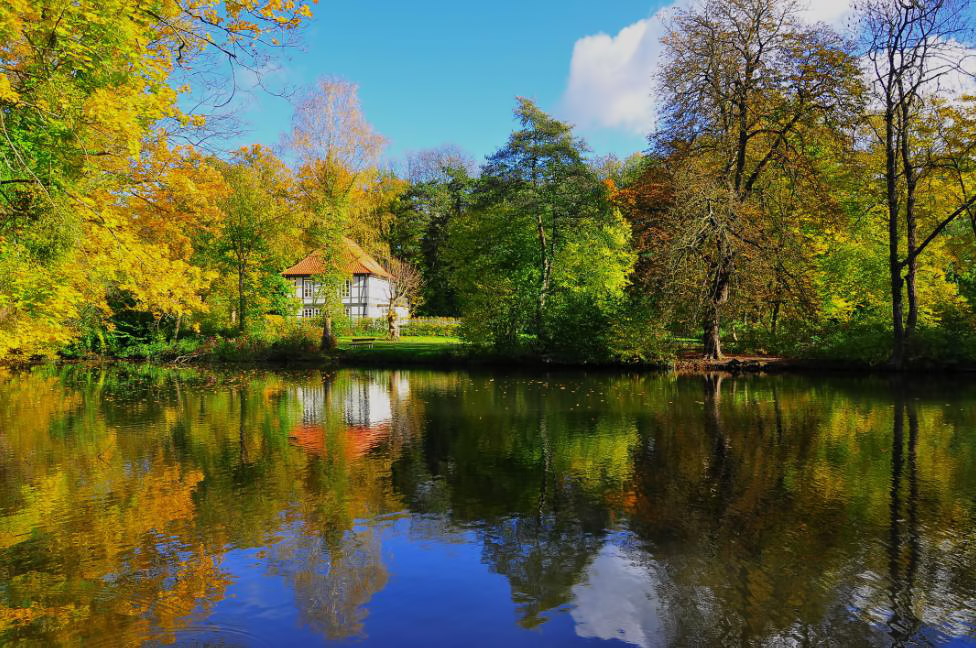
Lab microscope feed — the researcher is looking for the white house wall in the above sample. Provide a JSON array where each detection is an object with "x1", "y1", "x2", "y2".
[{"x1": 289, "y1": 275, "x2": 409, "y2": 321}]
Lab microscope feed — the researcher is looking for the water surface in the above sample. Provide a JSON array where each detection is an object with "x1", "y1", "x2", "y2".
[{"x1": 1, "y1": 365, "x2": 975, "y2": 646}]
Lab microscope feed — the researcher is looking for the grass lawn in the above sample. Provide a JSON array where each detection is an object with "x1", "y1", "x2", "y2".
[{"x1": 336, "y1": 335, "x2": 466, "y2": 363}]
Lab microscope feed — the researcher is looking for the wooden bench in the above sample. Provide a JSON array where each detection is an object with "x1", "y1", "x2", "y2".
[{"x1": 349, "y1": 337, "x2": 378, "y2": 348}]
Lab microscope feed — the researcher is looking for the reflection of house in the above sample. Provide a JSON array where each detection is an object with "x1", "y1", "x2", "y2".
[
  {"x1": 289, "y1": 372, "x2": 409, "y2": 459},
  {"x1": 282, "y1": 238, "x2": 409, "y2": 321},
  {"x1": 344, "y1": 381, "x2": 392, "y2": 428}
]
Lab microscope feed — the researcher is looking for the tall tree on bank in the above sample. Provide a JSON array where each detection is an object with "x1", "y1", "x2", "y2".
[
  {"x1": 479, "y1": 98, "x2": 605, "y2": 339},
  {"x1": 287, "y1": 78, "x2": 386, "y2": 350},
  {"x1": 654, "y1": 0, "x2": 859, "y2": 358},
  {"x1": 450, "y1": 99, "x2": 634, "y2": 354},
  {"x1": 208, "y1": 146, "x2": 299, "y2": 333},
  {"x1": 391, "y1": 146, "x2": 475, "y2": 316},
  {"x1": 858, "y1": 0, "x2": 976, "y2": 368}
]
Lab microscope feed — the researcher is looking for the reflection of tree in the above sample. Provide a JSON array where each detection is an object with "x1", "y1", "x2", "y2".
[
  {"x1": 0, "y1": 365, "x2": 404, "y2": 644},
  {"x1": 886, "y1": 393, "x2": 921, "y2": 643},
  {"x1": 625, "y1": 375, "x2": 976, "y2": 645},
  {"x1": 3, "y1": 365, "x2": 976, "y2": 645},
  {"x1": 272, "y1": 527, "x2": 388, "y2": 640},
  {"x1": 271, "y1": 370, "x2": 404, "y2": 640},
  {"x1": 702, "y1": 373, "x2": 733, "y2": 514},
  {"x1": 389, "y1": 374, "x2": 638, "y2": 627},
  {"x1": 628, "y1": 376, "x2": 869, "y2": 644},
  {"x1": 479, "y1": 494, "x2": 607, "y2": 628}
]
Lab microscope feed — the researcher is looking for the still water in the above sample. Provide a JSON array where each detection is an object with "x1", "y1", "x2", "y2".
[{"x1": 1, "y1": 365, "x2": 975, "y2": 647}]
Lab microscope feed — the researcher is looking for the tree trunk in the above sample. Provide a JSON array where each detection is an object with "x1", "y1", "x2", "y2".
[
  {"x1": 885, "y1": 108, "x2": 905, "y2": 370},
  {"x1": 387, "y1": 307, "x2": 400, "y2": 340},
  {"x1": 702, "y1": 256, "x2": 731, "y2": 360},
  {"x1": 889, "y1": 269, "x2": 906, "y2": 369},
  {"x1": 173, "y1": 314, "x2": 182, "y2": 341},
  {"x1": 320, "y1": 314, "x2": 336, "y2": 352},
  {"x1": 899, "y1": 95, "x2": 919, "y2": 348},
  {"x1": 703, "y1": 306, "x2": 723, "y2": 360},
  {"x1": 534, "y1": 213, "x2": 552, "y2": 337},
  {"x1": 238, "y1": 265, "x2": 246, "y2": 334}
]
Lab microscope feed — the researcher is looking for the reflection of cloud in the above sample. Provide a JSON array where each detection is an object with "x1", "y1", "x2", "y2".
[{"x1": 570, "y1": 543, "x2": 667, "y2": 648}]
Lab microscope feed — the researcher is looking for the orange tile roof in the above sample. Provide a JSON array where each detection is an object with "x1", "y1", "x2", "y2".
[
  {"x1": 288, "y1": 421, "x2": 391, "y2": 460},
  {"x1": 283, "y1": 237, "x2": 392, "y2": 278}
]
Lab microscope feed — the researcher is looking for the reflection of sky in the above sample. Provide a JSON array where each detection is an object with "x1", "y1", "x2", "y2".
[
  {"x1": 571, "y1": 542, "x2": 667, "y2": 648},
  {"x1": 200, "y1": 518, "x2": 616, "y2": 647}
]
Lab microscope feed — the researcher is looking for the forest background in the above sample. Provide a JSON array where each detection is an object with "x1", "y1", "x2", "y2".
[{"x1": 2, "y1": 0, "x2": 976, "y2": 369}]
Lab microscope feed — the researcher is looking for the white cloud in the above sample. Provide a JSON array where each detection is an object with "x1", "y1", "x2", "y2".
[
  {"x1": 561, "y1": 0, "x2": 856, "y2": 135},
  {"x1": 800, "y1": 0, "x2": 856, "y2": 28},
  {"x1": 570, "y1": 543, "x2": 668, "y2": 648}
]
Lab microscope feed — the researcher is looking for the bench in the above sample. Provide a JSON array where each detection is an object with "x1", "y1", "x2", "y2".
[{"x1": 349, "y1": 337, "x2": 378, "y2": 348}]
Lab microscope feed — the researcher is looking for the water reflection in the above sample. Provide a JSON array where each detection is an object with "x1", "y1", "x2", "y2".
[{"x1": 0, "y1": 366, "x2": 975, "y2": 646}]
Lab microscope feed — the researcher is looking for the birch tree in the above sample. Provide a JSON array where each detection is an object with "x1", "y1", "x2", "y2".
[{"x1": 287, "y1": 78, "x2": 386, "y2": 350}]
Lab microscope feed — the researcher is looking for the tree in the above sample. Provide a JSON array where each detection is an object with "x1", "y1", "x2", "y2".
[
  {"x1": 206, "y1": 146, "x2": 299, "y2": 333},
  {"x1": 0, "y1": 0, "x2": 311, "y2": 360},
  {"x1": 654, "y1": 0, "x2": 859, "y2": 358},
  {"x1": 383, "y1": 258, "x2": 423, "y2": 339},
  {"x1": 391, "y1": 146, "x2": 475, "y2": 316},
  {"x1": 857, "y1": 0, "x2": 976, "y2": 367},
  {"x1": 449, "y1": 99, "x2": 634, "y2": 355},
  {"x1": 478, "y1": 98, "x2": 611, "y2": 339},
  {"x1": 287, "y1": 78, "x2": 387, "y2": 351}
]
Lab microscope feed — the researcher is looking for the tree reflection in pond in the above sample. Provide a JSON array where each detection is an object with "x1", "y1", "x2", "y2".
[{"x1": 1, "y1": 366, "x2": 975, "y2": 646}]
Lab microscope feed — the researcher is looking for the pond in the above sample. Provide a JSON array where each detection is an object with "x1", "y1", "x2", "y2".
[{"x1": 1, "y1": 365, "x2": 975, "y2": 646}]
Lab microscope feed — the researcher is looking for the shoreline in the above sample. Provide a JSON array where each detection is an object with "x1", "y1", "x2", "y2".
[{"x1": 6, "y1": 348, "x2": 976, "y2": 376}]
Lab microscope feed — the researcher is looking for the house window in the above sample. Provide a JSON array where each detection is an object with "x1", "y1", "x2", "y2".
[
  {"x1": 302, "y1": 307, "x2": 321, "y2": 318},
  {"x1": 342, "y1": 280, "x2": 351, "y2": 298},
  {"x1": 303, "y1": 279, "x2": 317, "y2": 298}
]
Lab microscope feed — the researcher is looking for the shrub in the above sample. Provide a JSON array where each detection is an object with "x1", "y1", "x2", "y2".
[
  {"x1": 607, "y1": 303, "x2": 676, "y2": 364},
  {"x1": 400, "y1": 317, "x2": 460, "y2": 337},
  {"x1": 354, "y1": 317, "x2": 388, "y2": 336},
  {"x1": 734, "y1": 317, "x2": 976, "y2": 366},
  {"x1": 113, "y1": 337, "x2": 204, "y2": 362},
  {"x1": 267, "y1": 325, "x2": 320, "y2": 360}
]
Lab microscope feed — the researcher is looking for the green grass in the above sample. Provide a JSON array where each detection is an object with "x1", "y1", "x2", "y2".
[{"x1": 336, "y1": 335, "x2": 466, "y2": 364}]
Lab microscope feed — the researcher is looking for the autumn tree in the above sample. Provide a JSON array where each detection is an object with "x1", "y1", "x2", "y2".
[
  {"x1": 203, "y1": 146, "x2": 300, "y2": 333},
  {"x1": 0, "y1": 0, "x2": 311, "y2": 360},
  {"x1": 287, "y1": 78, "x2": 386, "y2": 350},
  {"x1": 857, "y1": 0, "x2": 976, "y2": 368},
  {"x1": 654, "y1": 0, "x2": 860, "y2": 358}
]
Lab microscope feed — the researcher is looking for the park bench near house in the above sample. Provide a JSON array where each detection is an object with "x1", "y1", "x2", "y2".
[{"x1": 349, "y1": 337, "x2": 378, "y2": 348}]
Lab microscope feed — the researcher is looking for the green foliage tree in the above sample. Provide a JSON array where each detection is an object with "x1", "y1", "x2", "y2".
[
  {"x1": 200, "y1": 146, "x2": 300, "y2": 334},
  {"x1": 390, "y1": 147, "x2": 475, "y2": 316},
  {"x1": 448, "y1": 99, "x2": 634, "y2": 357}
]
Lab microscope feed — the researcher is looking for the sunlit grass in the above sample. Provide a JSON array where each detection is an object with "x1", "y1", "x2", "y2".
[{"x1": 337, "y1": 336, "x2": 465, "y2": 362}]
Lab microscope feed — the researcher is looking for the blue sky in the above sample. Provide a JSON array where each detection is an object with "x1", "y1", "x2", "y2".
[{"x1": 230, "y1": 0, "x2": 674, "y2": 167}]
